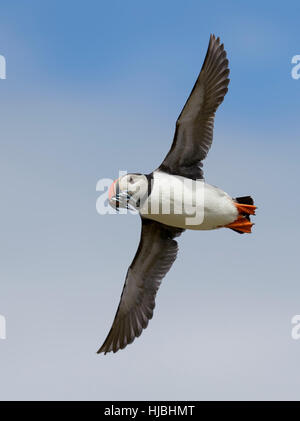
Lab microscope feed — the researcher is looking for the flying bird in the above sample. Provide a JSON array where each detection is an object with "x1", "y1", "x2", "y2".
[{"x1": 98, "y1": 34, "x2": 256, "y2": 354}]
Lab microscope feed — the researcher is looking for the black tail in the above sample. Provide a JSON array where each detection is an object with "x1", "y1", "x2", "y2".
[{"x1": 235, "y1": 196, "x2": 254, "y2": 206}]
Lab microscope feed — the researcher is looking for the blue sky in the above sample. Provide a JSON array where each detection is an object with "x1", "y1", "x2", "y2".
[{"x1": 0, "y1": 0, "x2": 300, "y2": 400}]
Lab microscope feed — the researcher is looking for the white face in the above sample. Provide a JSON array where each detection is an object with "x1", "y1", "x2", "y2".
[{"x1": 109, "y1": 173, "x2": 148, "y2": 210}]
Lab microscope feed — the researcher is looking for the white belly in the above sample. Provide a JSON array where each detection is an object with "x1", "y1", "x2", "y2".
[{"x1": 139, "y1": 171, "x2": 238, "y2": 230}]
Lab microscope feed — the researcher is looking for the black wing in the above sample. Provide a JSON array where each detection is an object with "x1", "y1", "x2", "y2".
[
  {"x1": 98, "y1": 218, "x2": 184, "y2": 354},
  {"x1": 159, "y1": 34, "x2": 230, "y2": 180}
]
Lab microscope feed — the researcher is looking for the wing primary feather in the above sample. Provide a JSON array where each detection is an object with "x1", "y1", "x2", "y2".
[
  {"x1": 97, "y1": 219, "x2": 184, "y2": 354},
  {"x1": 158, "y1": 34, "x2": 230, "y2": 180}
]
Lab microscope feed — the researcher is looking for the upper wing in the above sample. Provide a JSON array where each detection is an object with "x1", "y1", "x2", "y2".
[
  {"x1": 159, "y1": 34, "x2": 230, "y2": 180},
  {"x1": 98, "y1": 218, "x2": 184, "y2": 354}
]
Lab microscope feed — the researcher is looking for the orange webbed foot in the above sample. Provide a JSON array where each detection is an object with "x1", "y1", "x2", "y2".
[
  {"x1": 235, "y1": 203, "x2": 256, "y2": 215},
  {"x1": 225, "y1": 215, "x2": 254, "y2": 233}
]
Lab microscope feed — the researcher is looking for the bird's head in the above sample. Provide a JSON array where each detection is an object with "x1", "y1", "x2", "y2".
[{"x1": 108, "y1": 173, "x2": 148, "y2": 210}]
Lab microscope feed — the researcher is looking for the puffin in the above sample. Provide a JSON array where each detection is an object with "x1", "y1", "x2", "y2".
[{"x1": 98, "y1": 34, "x2": 256, "y2": 354}]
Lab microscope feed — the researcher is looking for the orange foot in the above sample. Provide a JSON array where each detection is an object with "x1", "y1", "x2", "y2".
[
  {"x1": 235, "y1": 203, "x2": 256, "y2": 215},
  {"x1": 225, "y1": 215, "x2": 254, "y2": 233}
]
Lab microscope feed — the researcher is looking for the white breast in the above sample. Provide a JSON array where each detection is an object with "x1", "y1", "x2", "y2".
[{"x1": 139, "y1": 171, "x2": 238, "y2": 230}]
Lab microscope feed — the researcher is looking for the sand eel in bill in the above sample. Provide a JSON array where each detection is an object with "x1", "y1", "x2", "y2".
[{"x1": 98, "y1": 34, "x2": 256, "y2": 354}]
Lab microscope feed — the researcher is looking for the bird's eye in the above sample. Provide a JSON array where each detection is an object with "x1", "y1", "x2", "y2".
[{"x1": 129, "y1": 177, "x2": 134, "y2": 183}]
